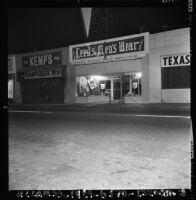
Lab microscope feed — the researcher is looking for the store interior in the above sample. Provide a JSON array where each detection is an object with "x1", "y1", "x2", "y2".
[{"x1": 76, "y1": 72, "x2": 142, "y2": 103}]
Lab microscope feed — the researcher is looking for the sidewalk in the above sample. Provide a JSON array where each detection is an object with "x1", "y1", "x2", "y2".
[{"x1": 9, "y1": 102, "x2": 191, "y2": 115}]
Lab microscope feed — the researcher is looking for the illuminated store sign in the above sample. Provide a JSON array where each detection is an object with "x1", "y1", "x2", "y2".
[
  {"x1": 161, "y1": 53, "x2": 190, "y2": 67},
  {"x1": 69, "y1": 32, "x2": 149, "y2": 65},
  {"x1": 22, "y1": 51, "x2": 62, "y2": 68}
]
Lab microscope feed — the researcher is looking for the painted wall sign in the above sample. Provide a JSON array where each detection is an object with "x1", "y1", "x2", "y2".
[
  {"x1": 19, "y1": 67, "x2": 63, "y2": 79},
  {"x1": 161, "y1": 53, "x2": 190, "y2": 67},
  {"x1": 69, "y1": 32, "x2": 149, "y2": 65},
  {"x1": 22, "y1": 51, "x2": 62, "y2": 68},
  {"x1": 8, "y1": 55, "x2": 16, "y2": 74}
]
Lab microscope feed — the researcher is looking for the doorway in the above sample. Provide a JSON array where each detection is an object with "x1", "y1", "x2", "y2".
[
  {"x1": 111, "y1": 73, "x2": 142, "y2": 102},
  {"x1": 113, "y1": 77, "x2": 120, "y2": 100}
]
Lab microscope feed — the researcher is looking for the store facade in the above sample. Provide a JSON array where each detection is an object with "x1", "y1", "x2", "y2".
[
  {"x1": 149, "y1": 28, "x2": 190, "y2": 103},
  {"x1": 12, "y1": 28, "x2": 190, "y2": 104},
  {"x1": 15, "y1": 47, "x2": 75, "y2": 104},
  {"x1": 69, "y1": 28, "x2": 190, "y2": 104},
  {"x1": 69, "y1": 32, "x2": 150, "y2": 103}
]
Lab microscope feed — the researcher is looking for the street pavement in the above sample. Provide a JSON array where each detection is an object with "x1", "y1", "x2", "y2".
[{"x1": 8, "y1": 103, "x2": 191, "y2": 190}]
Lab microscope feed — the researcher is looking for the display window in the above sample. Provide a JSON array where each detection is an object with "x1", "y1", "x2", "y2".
[
  {"x1": 8, "y1": 79, "x2": 14, "y2": 101},
  {"x1": 76, "y1": 75, "x2": 111, "y2": 97},
  {"x1": 76, "y1": 72, "x2": 142, "y2": 100}
]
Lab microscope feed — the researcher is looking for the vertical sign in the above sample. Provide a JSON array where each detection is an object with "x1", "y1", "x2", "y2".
[{"x1": 81, "y1": 8, "x2": 92, "y2": 38}]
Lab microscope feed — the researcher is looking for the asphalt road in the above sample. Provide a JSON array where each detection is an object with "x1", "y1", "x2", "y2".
[{"x1": 8, "y1": 110, "x2": 191, "y2": 190}]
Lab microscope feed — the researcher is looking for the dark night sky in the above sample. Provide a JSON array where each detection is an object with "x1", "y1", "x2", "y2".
[{"x1": 8, "y1": 6, "x2": 190, "y2": 55}]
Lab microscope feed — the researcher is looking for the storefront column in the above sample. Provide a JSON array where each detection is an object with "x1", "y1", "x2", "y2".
[
  {"x1": 120, "y1": 75, "x2": 123, "y2": 102},
  {"x1": 110, "y1": 77, "x2": 114, "y2": 101},
  {"x1": 64, "y1": 65, "x2": 76, "y2": 103},
  {"x1": 141, "y1": 53, "x2": 150, "y2": 103},
  {"x1": 129, "y1": 77, "x2": 132, "y2": 94}
]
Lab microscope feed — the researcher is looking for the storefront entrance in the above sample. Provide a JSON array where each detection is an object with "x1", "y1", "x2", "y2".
[
  {"x1": 75, "y1": 72, "x2": 142, "y2": 103},
  {"x1": 21, "y1": 78, "x2": 64, "y2": 103},
  {"x1": 113, "y1": 77, "x2": 120, "y2": 100}
]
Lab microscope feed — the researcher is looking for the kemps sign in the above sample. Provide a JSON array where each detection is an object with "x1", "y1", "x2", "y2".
[
  {"x1": 161, "y1": 53, "x2": 190, "y2": 67},
  {"x1": 22, "y1": 51, "x2": 62, "y2": 68},
  {"x1": 69, "y1": 32, "x2": 149, "y2": 65},
  {"x1": 18, "y1": 51, "x2": 64, "y2": 80}
]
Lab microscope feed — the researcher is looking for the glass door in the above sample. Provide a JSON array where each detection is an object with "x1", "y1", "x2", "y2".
[{"x1": 113, "y1": 77, "x2": 120, "y2": 100}]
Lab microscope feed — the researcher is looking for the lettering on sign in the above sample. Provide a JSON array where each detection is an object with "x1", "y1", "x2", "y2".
[
  {"x1": 29, "y1": 54, "x2": 53, "y2": 67},
  {"x1": 22, "y1": 51, "x2": 62, "y2": 68},
  {"x1": 72, "y1": 37, "x2": 144, "y2": 60},
  {"x1": 69, "y1": 32, "x2": 149, "y2": 65},
  {"x1": 161, "y1": 53, "x2": 190, "y2": 67},
  {"x1": 21, "y1": 67, "x2": 63, "y2": 79}
]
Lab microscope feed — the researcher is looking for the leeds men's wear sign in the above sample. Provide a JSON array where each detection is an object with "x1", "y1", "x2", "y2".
[
  {"x1": 22, "y1": 51, "x2": 62, "y2": 68},
  {"x1": 69, "y1": 33, "x2": 149, "y2": 65}
]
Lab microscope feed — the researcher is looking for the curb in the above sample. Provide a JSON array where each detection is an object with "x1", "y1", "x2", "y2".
[{"x1": 8, "y1": 103, "x2": 190, "y2": 114}]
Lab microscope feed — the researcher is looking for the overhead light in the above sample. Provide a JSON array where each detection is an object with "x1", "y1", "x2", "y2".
[
  {"x1": 135, "y1": 72, "x2": 142, "y2": 79},
  {"x1": 90, "y1": 75, "x2": 107, "y2": 81}
]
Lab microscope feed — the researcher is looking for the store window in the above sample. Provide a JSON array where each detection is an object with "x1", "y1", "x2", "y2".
[
  {"x1": 76, "y1": 72, "x2": 142, "y2": 99},
  {"x1": 76, "y1": 75, "x2": 111, "y2": 97},
  {"x1": 161, "y1": 66, "x2": 190, "y2": 89},
  {"x1": 8, "y1": 79, "x2": 14, "y2": 102}
]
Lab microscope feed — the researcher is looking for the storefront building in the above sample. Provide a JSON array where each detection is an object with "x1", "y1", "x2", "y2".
[
  {"x1": 13, "y1": 28, "x2": 190, "y2": 104},
  {"x1": 69, "y1": 32, "x2": 149, "y2": 103},
  {"x1": 8, "y1": 55, "x2": 16, "y2": 103},
  {"x1": 15, "y1": 47, "x2": 75, "y2": 104},
  {"x1": 69, "y1": 28, "x2": 190, "y2": 103},
  {"x1": 150, "y1": 28, "x2": 190, "y2": 103}
]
